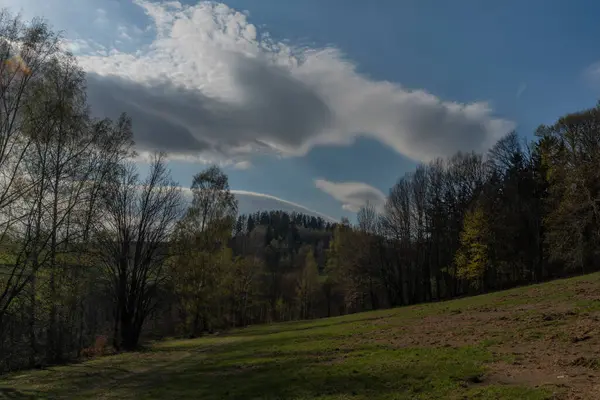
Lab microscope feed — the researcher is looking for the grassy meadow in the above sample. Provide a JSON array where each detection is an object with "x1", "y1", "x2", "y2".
[{"x1": 3, "y1": 273, "x2": 600, "y2": 399}]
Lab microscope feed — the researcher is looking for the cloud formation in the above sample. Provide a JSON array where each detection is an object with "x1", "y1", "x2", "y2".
[
  {"x1": 584, "y1": 62, "x2": 600, "y2": 84},
  {"x1": 516, "y1": 83, "x2": 527, "y2": 98},
  {"x1": 0, "y1": 0, "x2": 141, "y2": 51},
  {"x1": 70, "y1": 0, "x2": 514, "y2": 163},
  {"x1": 233, "y1": 190, "x2": 337, "y2": 222},
  {"x1": 232, "y1": 161, "x2": 252, "y2": 170},
  {"x1": 314, "y1": 179, "x2": 386, "y2": 213},
  {"x1": 180, "y1": 187, "x2": 337, "y2": 221}
]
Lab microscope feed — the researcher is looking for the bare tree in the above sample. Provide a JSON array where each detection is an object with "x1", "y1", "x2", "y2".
[
  {"x1": 381, "y1": 176, "x2": 412, "y2": 305},
  {"x1": 95, "y1": 153, "x2": 182, "y2": 350},
  {"x1": 425, "y1": 158, "x2": 446, "y2": 299},
  {"x1": 356, "y1": 201, "x2": 382, "y2": 310}
]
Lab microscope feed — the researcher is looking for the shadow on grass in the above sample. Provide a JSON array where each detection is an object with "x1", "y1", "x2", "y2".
[
  {"x1": 82, "y1": 351, "x2": 444, "y2": 399},
  {"x1": 2, "y1": 343, "x2": 505, "y2": 399},
  {"x1": 0, "y1": 388, "x2": 43, "y2": 399}
]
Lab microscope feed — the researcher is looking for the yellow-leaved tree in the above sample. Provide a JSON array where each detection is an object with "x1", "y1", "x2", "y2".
[{"x1": 455, "y1": 205, "x2": 490, "y2": 291}]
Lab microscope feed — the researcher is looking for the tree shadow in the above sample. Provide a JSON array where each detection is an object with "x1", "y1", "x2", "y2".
[
  {"x1": 0, "y1": 388, "x2": 43, "y2": 399},
  {"x1": 31, "y1": 341, "x2": 465, "y2": 399},
  {"x1": 101, "y1": 351, "x2": 418, "y2": 399}
]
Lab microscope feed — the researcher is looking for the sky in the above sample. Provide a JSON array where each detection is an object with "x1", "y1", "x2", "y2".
[{"x1": 2, "y1": 0, "x2": 600, "y2": 221}]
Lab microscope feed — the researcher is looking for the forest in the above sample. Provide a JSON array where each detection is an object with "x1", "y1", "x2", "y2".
[{"x1": 2, "y1": 12, "x2": 600, "y2": 374}]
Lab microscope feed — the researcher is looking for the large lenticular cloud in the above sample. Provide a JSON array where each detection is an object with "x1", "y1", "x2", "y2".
[{"x1": 74, "y1": 0, "x2": 514, "y2": 162}]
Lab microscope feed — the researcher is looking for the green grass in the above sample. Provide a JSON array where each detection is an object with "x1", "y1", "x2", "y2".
[{"x1": 4, "y1": 273, "x2": 600, "y2": 399}]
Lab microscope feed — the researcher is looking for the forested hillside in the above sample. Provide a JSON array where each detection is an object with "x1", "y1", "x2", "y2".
[{"x1": 2, "y1": 10, "x2": 600, "y2": 376}]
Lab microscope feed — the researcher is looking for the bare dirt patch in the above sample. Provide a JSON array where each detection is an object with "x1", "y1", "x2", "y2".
[{"x1": 364, "y1": 280, "x2": 600, "y2": 399}]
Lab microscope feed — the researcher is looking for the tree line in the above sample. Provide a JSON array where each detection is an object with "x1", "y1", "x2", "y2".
[
  {"x1": 327, "y1": 107, "x2": 600, "y2": 312},
  {"x1": 1, "y1": 12, "x2": 600, "y2": 373}
]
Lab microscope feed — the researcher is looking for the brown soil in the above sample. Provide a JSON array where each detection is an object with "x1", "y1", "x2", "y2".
[{"x1": 367, "y1": 280, "x2": 600, "y2": 399}]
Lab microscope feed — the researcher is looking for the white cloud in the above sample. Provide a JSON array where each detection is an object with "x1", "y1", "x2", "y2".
[
  {"x1": 133, "y1": 150, "x2": 253, "y2": 170},
  {"x1": 94, "y1": 8, "x2": 108, "y2": 26},
  {"x1": 516, "y1": 83, "x2": 527, "y2": 98},
  {"x1": 67, "y1": 0, "x2": 514, "y2": 163},
  {"x1": 584, "y1": 62, "x2": 600, "y2": 83},
  {"x1": 59, "y1": 38, "x2": 108, "y2": 55},
  {"x1": 232, "y1": 161, "x2": 252, "y2": 170},
  {"x1": 0, "y1": 0, "x2": 143, "y2": 55},
  {"x1": 117, "y1": 25, "x2": 132, "y2": 41},
  {"x1": 60, "y1": 39, "x2": 91, "y2": 54},
  {"x1": 179, "y1": 186, "x2": 336, "y2": 220},
  {"x1": 232, "y1": 190, "x2": 337, "y2": 221},
  {"x1": 314, "y1": 179, "x2": 386, "y2": 213}
]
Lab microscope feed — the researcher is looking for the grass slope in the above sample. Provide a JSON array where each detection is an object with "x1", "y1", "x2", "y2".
[{"x1": 3, "y1": 274, "x2": 600, "y2": 399}]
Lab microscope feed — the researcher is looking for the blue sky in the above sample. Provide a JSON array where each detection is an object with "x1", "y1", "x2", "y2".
[{"x1": 3, "y1": 0, "x2": 600, "y2": 220}]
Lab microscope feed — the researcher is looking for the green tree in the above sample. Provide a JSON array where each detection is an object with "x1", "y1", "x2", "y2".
[
  {"x1": 171, "y1": 247, "x2": 232, "y2": 336},
  {"x1": 171, "y1": 165, "x2": 237, "y2": 336},
  {"x1": 536, "y1": 105, "x2": 600, "y2": 274},
  {"x1": 326, "y1": 222, "x2": 369, "y2": 313}
]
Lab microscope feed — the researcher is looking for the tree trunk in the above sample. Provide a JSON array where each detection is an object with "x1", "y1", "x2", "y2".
[
  {"x1": 29, "y1": 274, "x2": 37, "y2": 367},
  {"x1": 47, "y1": 268, "x2": 57, "y2": 363},
  {"x1": 120, "y1": 311, "x2": 139, "y2": 351},
  {"x1": 368, "y1": 277, "x2": 378, "y2": 310},
  {"x1": 112, "y1": 306, "x2": 120, "y2": 351}
]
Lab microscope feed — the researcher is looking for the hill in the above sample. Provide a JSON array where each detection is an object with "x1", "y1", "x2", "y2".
[{"x1": 2, "y1": 273, "x2": 600, "y2": 399}]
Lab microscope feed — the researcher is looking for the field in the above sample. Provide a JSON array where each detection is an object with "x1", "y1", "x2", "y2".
[{"x1": 2, "y1": 274, "x2": 600, "y2": 399}]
